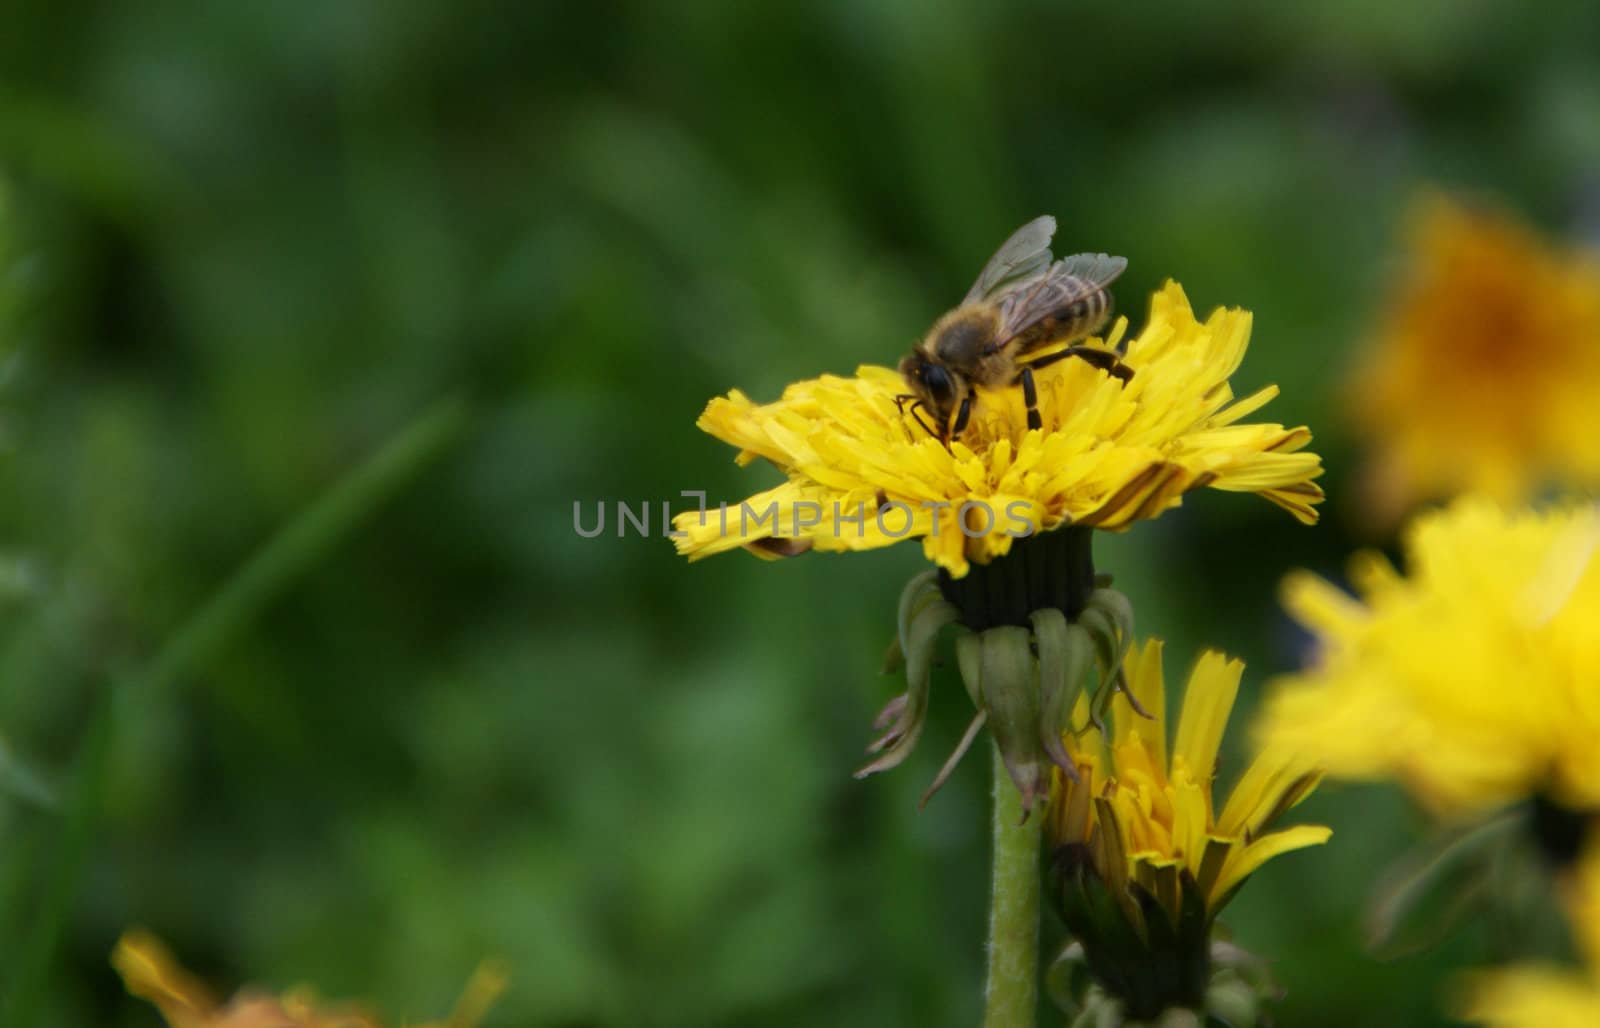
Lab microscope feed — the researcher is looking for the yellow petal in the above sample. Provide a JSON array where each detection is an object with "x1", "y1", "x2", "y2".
[
  {"x1": 1116, "y1": 638, "x2": 1167, "y2": 768},
  {"x1": 1280, "y1": 570, "x2": 1367, "y2": 639},
  {"x1": 1216, "y1": 743, "x2": 1317, "y2": 839},
  {"x1": 112, "y1": 931, "x2": 218, "y2": 1021},
  {"x1": 1459, "y1": 965, "x2": 1600, "y2": 1028},
  {"x1": 1211, "y1": 824, "x2": 1332, "y2": 904},
  {"x1": 1172, "y1": 651, "x2": 1242, "y2": 785},
  {"x1": 1169, "y1": 773, "x2": 1210, "y2": 874}
]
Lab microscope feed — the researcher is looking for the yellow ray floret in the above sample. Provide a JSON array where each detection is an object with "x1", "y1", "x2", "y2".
[
  {"x1": 675, "y1": 282, "x2": 1323, "y2": 576},
  {"x1": 1256, "y1": 496, "x2": 1600, "y2": 819},
  {"x1": 1048, "y1": 639, "x2": 1329, "y2": 928},
  {"x1": 113, "y1": 930, "x2": 506, "y2": 1028}
]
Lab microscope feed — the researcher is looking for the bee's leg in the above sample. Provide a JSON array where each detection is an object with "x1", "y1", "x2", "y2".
[
  {"x1": 948, "y1": 396, "x2": 972, "y2": 443},
  {"x1": 1027, "y1": 345, "x2": 1134, "y2": 383},
  {"x1": 1074, "y1": 345, "x2": 1135, "y2": 384},
  {"x1": 1017, "y1": 366, "x2": 1042, "y2": 431}
]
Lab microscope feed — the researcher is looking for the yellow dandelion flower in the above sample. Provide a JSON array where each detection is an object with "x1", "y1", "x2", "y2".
[
  {"x1": 1460, "y1": 839, "x2": 1600, "y2": 1027},
  {"x1": 1046, "y1": 639, "x2": 1329, "y2": 1020},
  {"x1": 674, "y1": 281, "x2": 1322, "y2": 578},
  {"x1": 1256, "y1": 496, "x2": 1600, "y2": 820},
  {"x1": 113, "y1": 930, "x2": 506, "y2": 1028},
  {"x1": 1351, "y1": 193, "x2": 1600, "y2": 521}
]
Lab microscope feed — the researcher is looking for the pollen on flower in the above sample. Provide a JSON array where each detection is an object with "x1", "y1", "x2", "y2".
[
  {"x1": 1349, "y1": 192, "x2": 1600, "y2": 524},
  {"x1": 675, "y1": 282, "x2": 1323, "y2": 577}
]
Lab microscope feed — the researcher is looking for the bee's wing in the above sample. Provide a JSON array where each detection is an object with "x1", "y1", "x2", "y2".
[
  {"x1": 994, "y1": 253, "x2": 1128, "y2": 345},
  {"x1": 1052, "y1": 252, "x2": 1128, "y2": 287},
  {"x1": 961, "y1": 215, "x2": 1058, "y2": 304}
]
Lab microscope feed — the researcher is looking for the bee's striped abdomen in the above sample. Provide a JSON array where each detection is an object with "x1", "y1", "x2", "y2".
[
  {"x1": 1009, "y1": 282, "x2": 1115, "y2": 358},
  {"x1": 1057, "y1": 284, "x2": 1112, "y2": 338}
]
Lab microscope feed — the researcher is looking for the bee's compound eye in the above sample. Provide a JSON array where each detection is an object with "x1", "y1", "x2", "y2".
[{"x1": 922, "y1": 364, "x2": 955, "y2": 403}]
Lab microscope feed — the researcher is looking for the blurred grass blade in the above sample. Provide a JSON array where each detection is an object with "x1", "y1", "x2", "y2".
[
  {"x1": 2, "y1": 395, "x2": 473, "y2": 1028},
  {"x1": 134, "y1": 395, "x2": 472, "y2": 699},
  {"x1": 0, "y1": 736, "x2": 57, "y2": 810}
]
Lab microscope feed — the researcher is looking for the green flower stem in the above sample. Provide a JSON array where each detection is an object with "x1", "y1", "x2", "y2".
[{"x1": 985, "y1": 741, "x2": 1042, "y2": 1028}]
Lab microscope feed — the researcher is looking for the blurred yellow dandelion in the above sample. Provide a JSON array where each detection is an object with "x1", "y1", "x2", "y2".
[
  {"x1": 1351, "y1": 194, "x2": 1600, "y2": 522},
  {"x1": 1257, "y1": 496, "x2": 1600, "y2": 819},
  {"x1": 674, "y1": 282, "x2": 1323, "y2": 577},
  {"x1": 1461, "y1": 838, "x2": 1600, "y2": 1027},
  {"x1": 113, "y1": 930, "x2": 506, "y2": 1028}
]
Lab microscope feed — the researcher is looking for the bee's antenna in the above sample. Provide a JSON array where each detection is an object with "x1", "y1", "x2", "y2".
[{"x1": 895, "y1": 394, "x2": 942, "y2": 444}]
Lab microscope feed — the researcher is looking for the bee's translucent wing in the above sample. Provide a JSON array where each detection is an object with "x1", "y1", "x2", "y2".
[
  {"x1": 961, "y1": 215, "x2": 1058, "y2": 304},
  {"x1": 1053, "y1": 252, "x2": 1128, "y2": 287},
  {"x1": 994, "y1": 253, "x2": 1128, "y2": 346}
]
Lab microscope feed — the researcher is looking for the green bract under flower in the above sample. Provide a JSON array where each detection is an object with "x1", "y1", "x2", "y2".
[{"x1": 864, "y1": 539, "x2": 1137, "y2": 814}]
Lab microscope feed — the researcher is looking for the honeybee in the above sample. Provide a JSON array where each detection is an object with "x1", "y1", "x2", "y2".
[{"x1": 897, "y1": 215, "x2": 1133, "y2": 443}]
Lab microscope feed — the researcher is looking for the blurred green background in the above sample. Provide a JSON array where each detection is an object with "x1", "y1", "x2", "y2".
[{"x1": 2, "y1": 1, "x2": 1598, "y2": 1025}]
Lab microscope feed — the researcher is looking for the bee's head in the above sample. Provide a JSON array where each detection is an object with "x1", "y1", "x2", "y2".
[{"x1": 899, "y1": 353, "x2": 959, "y2": 415}]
